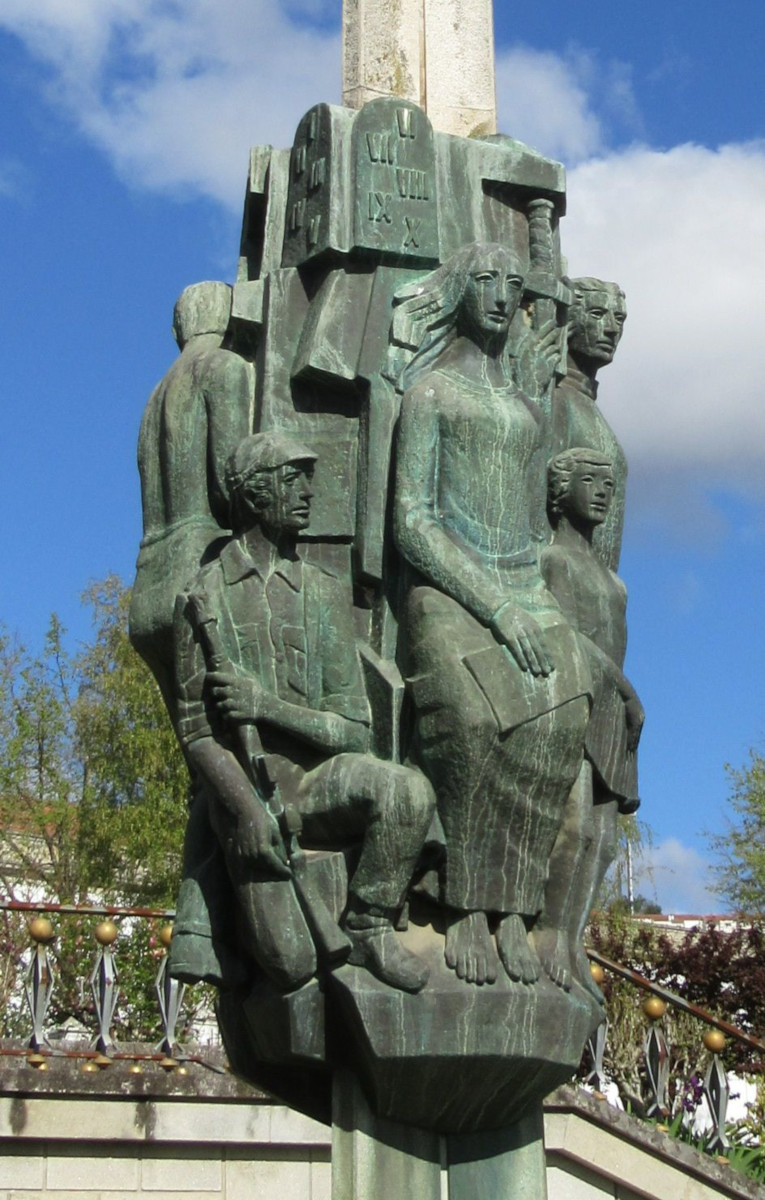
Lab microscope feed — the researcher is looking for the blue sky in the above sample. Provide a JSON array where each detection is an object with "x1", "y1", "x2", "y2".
[{"x1": 1, "y1": 1, "x2": 764, "y2": 913}]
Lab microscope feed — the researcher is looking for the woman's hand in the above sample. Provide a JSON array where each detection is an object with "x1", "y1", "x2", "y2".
[
  {"x1": 491, "y1": 606, "x2": 554, "y2": 677},
  {"x1": 624, "y1": 695, "x2": 645, "y2": 753}
]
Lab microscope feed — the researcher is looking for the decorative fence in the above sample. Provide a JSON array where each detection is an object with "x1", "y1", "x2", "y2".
[
  {"x1": 583, "y1": 948, "x2": 765, "y2": 1159},
  {"x1": 3, "y1": 898, "x2": 764, "y2": 1165},
  {"x1": 0, "y1": 899, "x2": 223, "y2": 1077}
]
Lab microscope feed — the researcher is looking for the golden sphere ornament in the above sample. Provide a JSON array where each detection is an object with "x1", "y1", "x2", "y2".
[
  {"x1": 703, "y1": 1029, "x2": 726, "y2": 1055},
  {"x1": 29, "y1": 917, "x2": 54, "y2": 944},
  {"x1": 94, "y1": 920, "x2": 118, "y2": 946},
  {"x1": 642, "y1": 996, "x2": 667, "y2": 1021}
]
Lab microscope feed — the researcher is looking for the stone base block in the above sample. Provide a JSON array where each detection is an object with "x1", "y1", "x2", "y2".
[
  {"x1": 217, "y1": 914, "x2": 601, "y2": 1135},
  {"x1": 327, "y1": 916, "x2": 602, "y2": 1133}
]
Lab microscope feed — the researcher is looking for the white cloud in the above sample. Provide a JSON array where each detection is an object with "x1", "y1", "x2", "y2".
[
  {"x1": 0, "y1": 0, "x2": 340, "y2": 208},
  {"x1": 4, "y1": 17, "x2": 619, "y2": 201},
  {"x1": 495, "y1": 45, "x2": 642, "y2": 165},
  {"x1": 634, "y1": 838, "x2": 720, "y2": 915},
  {"x1": 563, "y1": 142, "x2": 765, "y2": 524},
  {"x1": 4, "y1": 13, "x2": 765, "y2": 527},
  {"x1": 495, "y1": 47, "x2": 604, "y2": 163}
]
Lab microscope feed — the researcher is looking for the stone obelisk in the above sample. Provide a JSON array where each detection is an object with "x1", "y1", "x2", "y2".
[{"x1": 342, "y1": 0, "x2": 497, "y2": 137}]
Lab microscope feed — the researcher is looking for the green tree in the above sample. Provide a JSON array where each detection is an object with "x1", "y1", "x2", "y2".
[
  {"x1": 0, "y1": 576, "x2": 188, "y2": 906},
  {"x1": 710, "y1": 751, "x2": 765, "y2": 915},
  {"x1": 74, "y1": 576, "x2": 189, "y2": 904},
  {"x1": 0, "y1": 578, "x2": 192, "y2": 1039},
  {"x1": 0, "y1": 614, "x2": 86, "y2": 901}
]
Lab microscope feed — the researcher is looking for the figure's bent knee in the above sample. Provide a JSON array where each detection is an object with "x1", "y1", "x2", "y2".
[{"x1": 387, "y1": 763, "x2": 436, "y2": 823}]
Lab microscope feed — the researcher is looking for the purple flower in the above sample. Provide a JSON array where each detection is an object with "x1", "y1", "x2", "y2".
[{"x1": 681, "y1": 1074, "x2": 704, "y2": 1113}]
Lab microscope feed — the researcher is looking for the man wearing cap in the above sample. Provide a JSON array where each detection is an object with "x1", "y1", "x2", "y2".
[{"x1": 172, "y1": 431, "x2": 435, "y2": 994}]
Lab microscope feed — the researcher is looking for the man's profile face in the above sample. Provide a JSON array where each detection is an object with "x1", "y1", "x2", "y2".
[
  {"x1": 569, "y1": 287, "x2": 626, "y2": 366},
  {"x1": 563, "y1": 462, "x2": 614, "y2": 527},
  {"x1": 258, "y1": 461, "x2": 314, "y2": 535}
]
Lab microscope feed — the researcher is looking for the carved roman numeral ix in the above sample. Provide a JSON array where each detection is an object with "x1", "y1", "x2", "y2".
[{"x1": 368, "y1": 192, "x2": 393, "y2": 223}]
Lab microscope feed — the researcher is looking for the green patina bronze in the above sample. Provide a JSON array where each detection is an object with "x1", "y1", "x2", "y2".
[{"x1": 130, "y1": 87, "x2": 641, "y2": 1145}]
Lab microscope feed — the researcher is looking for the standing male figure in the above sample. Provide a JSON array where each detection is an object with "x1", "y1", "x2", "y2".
[
  {"x1": 130, "y1": 281, "x2": 254, "y2": 710},
  {"x1": 550, "y1": 278, "x2": 627, "y2": 571},
  {"x1": 173, "y1": 432, "x2": 435, "y2": 994}
]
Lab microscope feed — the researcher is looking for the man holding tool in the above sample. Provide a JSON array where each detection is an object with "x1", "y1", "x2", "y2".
[{"x1": 173, "y1": 432, "x2": 435, "y2": 994}]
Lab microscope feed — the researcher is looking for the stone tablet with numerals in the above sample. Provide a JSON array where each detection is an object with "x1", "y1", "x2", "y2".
[
  {"x1": 352, "y1": 98, "x2": 439, "y2": 263},
  {"x1": 281, "y1": 103, "x2": 354, "y2": 268}
]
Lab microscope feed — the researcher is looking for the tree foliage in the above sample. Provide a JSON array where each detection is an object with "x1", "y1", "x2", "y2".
[
  {"x1": 74, "y1": 577, "x2": 189, "y2": 902},
  {"x1": 0, "y1": 578, "x2": 192, "y2": 1039},
  {"x1": 0, "y1": 576, "x2": 188, "y2": 907},
  {"x1": 710, "y1": 752, "x2": 765, "y2": 915}
]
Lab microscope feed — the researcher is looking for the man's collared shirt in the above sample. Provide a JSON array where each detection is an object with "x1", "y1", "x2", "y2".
[{"x1": 175, "y1": 536, "x2": 370, "y2": 749}]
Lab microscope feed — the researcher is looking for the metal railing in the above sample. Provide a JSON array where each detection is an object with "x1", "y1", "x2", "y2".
[
  {"x1": 584, "y1": 948, "x2": 765, "y2": 1156},
  {"x1": 0, "y1": 899, "x2": 224, "y2": 1076},
  {"x1": 2, "y1": 896, "x2": 762, "y2": 1154}
]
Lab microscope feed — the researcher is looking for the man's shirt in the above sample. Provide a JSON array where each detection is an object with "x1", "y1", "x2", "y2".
[{"x1": 174, "y1": 536, "x2": 371, "y2": 760}]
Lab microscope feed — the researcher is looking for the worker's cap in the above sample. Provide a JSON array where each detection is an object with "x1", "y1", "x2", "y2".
[{"x1": 226, "y1": 431, "x2": 318, "y2": 492}]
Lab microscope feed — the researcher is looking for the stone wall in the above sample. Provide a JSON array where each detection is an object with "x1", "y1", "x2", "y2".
[
  {"x1": 0, "y1": 1060, "x2": 759, "y2": 1200},
  {"x1": 0, "y1": 1055, "x2": 329, "y2": 1200}
]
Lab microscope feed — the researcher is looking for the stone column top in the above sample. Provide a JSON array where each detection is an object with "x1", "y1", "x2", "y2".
[{"x1": 342, "y1": 0, "x2": 497, "y2": 138}]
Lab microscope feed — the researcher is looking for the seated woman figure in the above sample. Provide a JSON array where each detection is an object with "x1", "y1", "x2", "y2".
[{"x1": 392, "y1": 243, "x2": 593, "y2": 986}]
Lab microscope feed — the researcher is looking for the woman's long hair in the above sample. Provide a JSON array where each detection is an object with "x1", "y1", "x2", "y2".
[{"x1": 386, "y1": 242, "x2": 524, "y2": 393}]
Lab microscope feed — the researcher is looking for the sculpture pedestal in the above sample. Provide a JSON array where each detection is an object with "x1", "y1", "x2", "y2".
[
  {"x1": 332, "y1": 1071, "x2": 441, "y2": 1200},
  {"x1": 332, "y1": 1071, "x2": 548, "y2": 1199},
  {"x1": 218, "y1": 907, "x2": 602, "y2": 1133},
  {"x1": 328, "y1": 910, "x2": 601, "y2": 1132}
]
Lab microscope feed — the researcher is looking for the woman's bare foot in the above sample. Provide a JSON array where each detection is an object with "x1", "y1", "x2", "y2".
[
  {"x1": 445, "y1": 911, "x2": 497, "y2": 984},
  {"x1": 531, "y1": 926, "x2": 572, "y2": 991},
  {"x1": 496, "y1": 913, "x2": 540, "y2": 984}
]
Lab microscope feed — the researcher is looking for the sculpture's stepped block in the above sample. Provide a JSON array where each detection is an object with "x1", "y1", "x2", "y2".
[
  {"x1": 217, "y1": 910, "x2": 602, "y2": 1133},
  {"x1": 330, "y1": 953, "x2": 600, "y2": 1133}
]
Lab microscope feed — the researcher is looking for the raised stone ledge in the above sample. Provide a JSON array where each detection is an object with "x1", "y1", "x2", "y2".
[
  {"x1": 545, "y1": 1085, "x2": 764, "y2": 1200},
  {"x1": 0, "y1": 1054, "x2": 760, "y2": 1199}
]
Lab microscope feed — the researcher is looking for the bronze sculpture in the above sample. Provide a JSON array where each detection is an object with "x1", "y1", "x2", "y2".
[
  {"x1": 392, "y1": 243, "x2": 592, "y2": 985},
  {"x1": 130, "y1": 281, "x2": 253, "y2": 711},
  {"x1": 131, "y1": 96, "x2": 641, "y2": 1150},
  {"x1": 534, "y1": 447, "x2": 643, "y2": 993},
  {"x1": 173, "y1": 431, "x2": 435, "y2": 994},
  {"x1": 550, "y1": 278, "x2": 628, "y2": 570}
]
